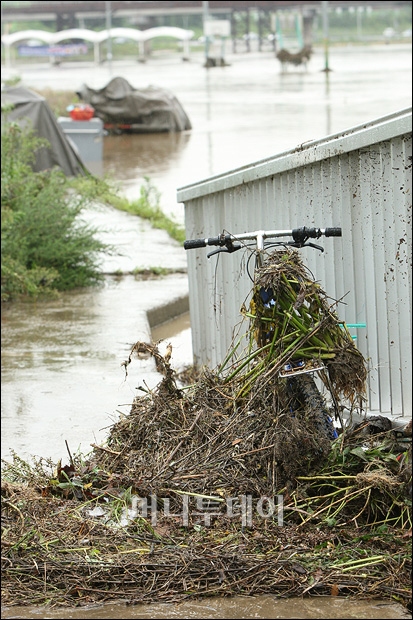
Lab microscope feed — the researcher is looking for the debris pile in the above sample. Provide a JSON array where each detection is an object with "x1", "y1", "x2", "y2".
[
  {"x1": 1, "y1": 247, "x2": 411, "y2": 609},
  {"x1": 276, "y1": 46, "x2": 313, "y2": 69}
]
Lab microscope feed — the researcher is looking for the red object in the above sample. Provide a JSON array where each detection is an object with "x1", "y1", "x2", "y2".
[{"x1": 69, "y1": 104, "x2": 94, "y2": 121}]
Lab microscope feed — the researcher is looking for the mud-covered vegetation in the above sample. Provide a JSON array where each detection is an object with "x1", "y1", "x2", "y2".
[
  {"x1": 2, "y1": 252, "x2": 411, "y2": 610},
  {"x1": 1, "y1": 352, "x2": 411, "y2": 609}
]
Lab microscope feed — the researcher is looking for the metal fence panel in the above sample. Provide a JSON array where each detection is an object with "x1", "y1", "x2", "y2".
[{"x1": 178, "y1": 108, "x2": 412, "y2": 419}]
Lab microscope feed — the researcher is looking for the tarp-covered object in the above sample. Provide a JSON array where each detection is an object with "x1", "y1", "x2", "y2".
[
  {"x1": 1, "y1": 86, "x2": 87, "y2": 176},
  {"x1": 77, "y1": 76, "x2": 192, "y2": 133}
]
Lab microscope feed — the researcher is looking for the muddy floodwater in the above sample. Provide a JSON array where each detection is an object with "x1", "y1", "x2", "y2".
[
  {"x1": 1, "y1": 596, "x2": 411, "y2": 619},
  {"x1": 3, "y1": 43, "x2": 412, "y2": 226},
  {"x1": 1, "y1": 44, "x2": 412, "y2": 619}
]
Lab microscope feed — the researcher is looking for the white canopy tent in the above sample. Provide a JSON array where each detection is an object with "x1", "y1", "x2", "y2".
[{"x1": 1, "y1": 27, "x2": 194, "y2": 67}]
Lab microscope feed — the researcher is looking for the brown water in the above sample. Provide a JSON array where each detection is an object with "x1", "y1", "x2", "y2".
[
  {"x1": 3, "y1": 41, "x2": 412, "y2": 459},
  {"x1": 1, "y1": 45, "x2": 412, "y2": 619},
  {"x1": 5, "y1": 43, "x2": 412, "y2": 225},
  {"x1": 100, "y1": 43, "x2": 413, "y2": 226},
  {"x1": 1, "y1": 596, "x2": 411, "y2": 619}
]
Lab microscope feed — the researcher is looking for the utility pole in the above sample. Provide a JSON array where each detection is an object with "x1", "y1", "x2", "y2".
[
  {"x1": 106, "y1": 1, "x2": 113, "y2": 71},
  {"x1": 321, "y1": 1, "x2": 331, "y2": 72},
  {"x1": 203, "y1": 1, "x2": 210, "y2": 63}
]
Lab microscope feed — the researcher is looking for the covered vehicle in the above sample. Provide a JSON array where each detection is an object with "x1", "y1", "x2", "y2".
[
  {"x1": 1, "y1": 86, "x2": 87, "y2": 176},
  {"x1": 76, "y1": 76, "x2": 192, "y2": 134}
]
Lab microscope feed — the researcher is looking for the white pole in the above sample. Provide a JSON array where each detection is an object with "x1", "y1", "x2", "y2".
[
  {"x1": 94, "y1": 41, "x2": 100, "y2": 65},
  {"x1": 203, "y1": 0, "x2": 210, "y2": 62},
  {"x1": 105, "y1": 1, "x2": 112, "y2": 71},
  {"x1": 321, "y1": 1, "x2": 331, "y2": 72},
  {"x1": 6, "y1": 43, "x2": 11, "y2": 70}
]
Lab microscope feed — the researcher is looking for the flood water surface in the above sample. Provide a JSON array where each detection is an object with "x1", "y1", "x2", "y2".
[
  {"x1": 100, "y1": 43, "x2": 412, "y2": 224},
  {"x1": 3, "y1": 41, "x2": 411, "y2": 462},
  {"x1": 1, "y1": 596, "x2": 411, "y2": 619},
  {"x1": 7, "y1": 43, "x2": 412, "y2": 224}
]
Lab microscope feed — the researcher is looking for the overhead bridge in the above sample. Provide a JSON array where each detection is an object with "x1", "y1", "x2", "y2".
[
  {"x1": 1, "y1": 26, "x2": 195, "y2": 66},
  {"x1": 2, "y1": 1, "x2": 411, "y2": 26}
]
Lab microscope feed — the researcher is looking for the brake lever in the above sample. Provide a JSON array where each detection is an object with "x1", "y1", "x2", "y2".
[
  {"x1": 287, "y1": 241, "x2": 325, "y2": 252},
  {"x1": 207, "y1": 243, "x2": 242, "y2": 258},
  {"x1": 306, "y1": 242, "x2": 324, "y2": 252}
]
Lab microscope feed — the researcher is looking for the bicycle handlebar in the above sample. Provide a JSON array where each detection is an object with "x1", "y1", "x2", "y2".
[
  {"x1": 184, "y1": 227, "x2": 342, "y2": 251},
  {"x1": 184, "y1": 235, "x2": 226, "y2": 250},
  {"x1": 324, "y1": 228, "x2": 342, "y2": 237}
]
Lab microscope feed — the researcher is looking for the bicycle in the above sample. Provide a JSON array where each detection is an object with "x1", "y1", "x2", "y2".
[{"x1": 184, "y1": 226, "x2": 368, "y2": 447}]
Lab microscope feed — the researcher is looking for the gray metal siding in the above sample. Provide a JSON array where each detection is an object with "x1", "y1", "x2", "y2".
[{"x1": 178, "y1": 108, "x2": 412, "y2": 419}]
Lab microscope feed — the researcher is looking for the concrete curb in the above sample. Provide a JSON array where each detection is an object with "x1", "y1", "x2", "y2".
[{"x1": 146, "y1": 294, "x2": 189, "y2": 329}]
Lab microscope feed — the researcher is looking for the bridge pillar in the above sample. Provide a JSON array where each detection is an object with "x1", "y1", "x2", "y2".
[
  {"x1": 94, "y1": 42, "x2": 100, "y2": 65},
  {"x1": 138, "y1": 39, "x2": 146, "y2": 63},
  {"x1": 230, "y1": 8, "x2": 251, "y2": 53},
  {"x1": 56, "y1": 11, "x2": 76, "y2": 31},
  {"x1": 245, "y1": 8, "x2": 250, "y2": 52},
  {"x1": 258, "y1": 7, "x2": 275, "y2": 52},
  {"x1": 302, "y1": 9, "x2": 316, "y2": 46},
  {"x1": 182, "y1": 38, "x2": 190, "y2": 62},
  {"x1": 231, "y1": 12, "x2": 237, "y2": 53}
]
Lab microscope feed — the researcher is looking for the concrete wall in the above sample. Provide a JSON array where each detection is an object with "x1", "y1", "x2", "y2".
[{"x1": 178, "y1": 108, "x2": 412, "y2": 419}]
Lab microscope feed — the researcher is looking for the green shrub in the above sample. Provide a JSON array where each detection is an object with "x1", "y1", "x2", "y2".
[
  {"x1": 1, "y1": 119, "x2": 185, "y2": 302},
  {"x1": 104, "y1": 176, "x2": 186, "y2": 245},
  {"x1": 1, "y1": 121, "x2": 113, "y2": 301}
]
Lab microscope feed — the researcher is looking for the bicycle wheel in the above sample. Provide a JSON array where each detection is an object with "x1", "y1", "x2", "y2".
[{"x1": 286, "y1": 373, "x2": 338, "y2": 442}]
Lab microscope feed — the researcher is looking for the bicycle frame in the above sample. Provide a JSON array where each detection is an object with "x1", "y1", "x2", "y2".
[
  {"x1": 185, "y1": 225, "x2": 348, "y2": 438},
  {"x1": 184, "y1": 226, "x2": 410, "y2": 453},
  {"x1": 185, "y1": 226, "x2": 343, "y2": 376}
]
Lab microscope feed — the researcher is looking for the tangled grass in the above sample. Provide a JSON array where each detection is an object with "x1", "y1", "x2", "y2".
[{"x1": 1, "y1": 249, "x2": 411, "y2": 610}]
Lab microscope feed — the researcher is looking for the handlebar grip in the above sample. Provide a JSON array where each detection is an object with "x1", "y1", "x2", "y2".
[
  {"x1": 184, "y1": 238, "x2": 207, "y2": 250},
  {"x1": 184, "y1": 236, "x2": 225, "y2": 250},
  {"x1": 324, "y1": 228, "x2": 342, "y2": 237}
]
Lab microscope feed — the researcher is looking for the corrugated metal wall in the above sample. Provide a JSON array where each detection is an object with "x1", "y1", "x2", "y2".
[{"x1": 177, "y1": 108, "x2": 412, "y2": 419}]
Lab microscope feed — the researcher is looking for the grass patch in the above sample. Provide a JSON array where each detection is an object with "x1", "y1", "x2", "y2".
[
  {"x1": 97, "y1": 176, "x2": 186, "y2": 245},
  {"x1": 132, "y1": 266, "x2": 184, "y2": 278}
]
